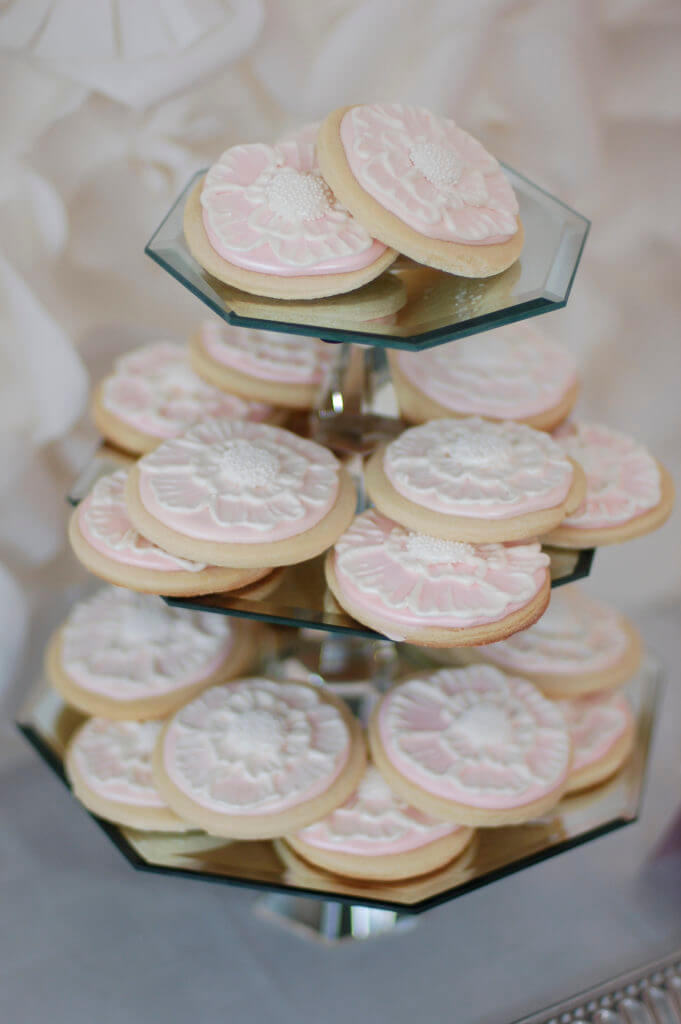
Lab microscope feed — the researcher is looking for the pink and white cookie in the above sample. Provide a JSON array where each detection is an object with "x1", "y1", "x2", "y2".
[
  {"x1": 317, "y1": 103, "x2": 523, "y2": 278},
  {"x1": 190, "y1": 322, "x2": 336, "y2": 409},
  {"x1": 69, "y1": 469, "x2": 271, "y2": 596},
  {"x1": 560, "y1": 692, "x2": 635, "y2": 793},
  {"x1": 286, "y1": 763, "x2": 474, "y2": 881},
  {"x1": 153, "y1": 677, "x2": 366, "y2": 838},
  {"x1": 324, "y1": 509, "x2": 551, "y2": 647},
  {"x1": 368, "y1": 665, "x2": 572, "y2": 826},
  {"x1": 365, "y1": 418, "x2": 586, "y2": 543},
  {"x1": 125, "y1": 420, "x2": 357, "y2": 569},
  {"x1": 92, "y1": 341, "x2": 277, "y2": 455},
  {"x1": 46, "y1": 585, "x2": 259, "y2": 720},
  {"x1": 389, "y1": 324, "x2": 579, "y2": 431},
  {"x1": 65, "y1": 718, "x2": 190, "y2": 831},
  {"x1": 470, "y1": 585, "x2": 642, "y2": 698},
  {"x1": 546, "y1": 421, "x2": 674, "y2": 547},
  {"x1": 184, "y1": 136, "x2": 396, "y2": 299}
]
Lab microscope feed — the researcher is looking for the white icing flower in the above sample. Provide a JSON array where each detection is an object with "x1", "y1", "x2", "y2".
[
  {"x1": 344, "y1": 104, "x2": 518, "y2": 243},
  {"x1": 71, "y1": 719, "x2": 164, "y2": 806},
  {"x1": 62, "y1": 586, "x2": 234, "y2": 697},
  {"x1": 201, "y1": 323, "x2": 335, "y2": 385},
  {"x1": 202, "y1": 139, "x2": 382, "y2": 271},
  {"x1": 383, "y1": 666, "x2": 570, "y2": 802},
  {"x1": 384, "y1": 417, "x2": 573, "y2": 515},
  {"x1": 140, "y1": 420, "x2": 339, "y2": 532},
  {"x1": 166, "y1": 680, "x2": 349, "y2": 813}
]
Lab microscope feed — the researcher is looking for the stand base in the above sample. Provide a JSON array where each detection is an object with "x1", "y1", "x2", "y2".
[{"x1": 255, "y1": 893, "x2": 415, "y2": 943}]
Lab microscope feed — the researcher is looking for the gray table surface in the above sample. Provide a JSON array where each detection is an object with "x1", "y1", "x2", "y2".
[{"x1": 1, "y1": 600, "x2": 680, "y2": 1024}]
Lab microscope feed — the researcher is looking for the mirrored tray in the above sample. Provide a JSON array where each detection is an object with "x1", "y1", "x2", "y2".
[
  {"x1": 67, "y1": 447, "x2": 595, "y2": 638},
  {"x1": 145, "y1": 167, "x2": 589, "y2": 351},
  {"x1": 16, "y1": 645, "x2": 660, "y2": 915}
]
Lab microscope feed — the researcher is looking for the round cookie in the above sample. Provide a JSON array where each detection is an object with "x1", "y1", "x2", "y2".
[
  {"x1": 317, "y1": 103, "x2": 523, "y2": 278},
  {"x1": 69, "y1": 469, "x2": 270, "y2": 596},
  {"x1": 545, "y1": 420, "x2": 674, "y2": 547},
  {"x1": 184, "y1": 136, "x2": 396, "y2": 299},
  {"x1": 190, "y1": 323, "x2": 336, "y2": 409},
  {"x1": 46, "y1": 585, "x2": 259, "y2": 720},
  {"x1": 125, "y1": 420, "x2": 357, "y2": 569},
  {"x1": 368, "y1": 665, "x2": 571, "y2": 826},
  {"x1": 325, "y1": 509, "x2": 551, "y2": 647},
  {"x1": 65, "y1": 718, "x2": 190, "y2": 831},
  {"x1": 92, "y1": 341, "x2": 277, "y2": 455},
  {"x1": 365, "y1": 418, "x2": 586, "y2": 543},
  {"x1": 560, "y1": 692, "x2": 635, "y2": 793},
  {"x1": 388, "y1": 323, "x2": 578, "y2": 430},
  {"x1": 153, "y1": 677, "x2": 366, "y2": 838},
  {"x1": 468, "y1": 585, "x2": 642, "y2": 698},
  {"x1": 286, "y1": 763, "x2": 474, "y2": 881}
]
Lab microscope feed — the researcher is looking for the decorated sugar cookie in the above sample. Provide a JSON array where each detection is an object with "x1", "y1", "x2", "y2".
[
  {"x1": 69, "y1": 469, "x2": 271, "y2": 596},
  {"x1": 184, "y1": 136, "x2": 396, "y2": 299},
  {"x1": 560, "y1": 692, "x2": 635, "y2": 793},
  {"x1": 471, "y1": 585, "x2": 641, "y2": 698},
  {"x1": 364, "y1": 418, "x2": 586, "y2": 543},
  {"x1": 368, "y1": 665, "x2": 571, "y2": 826},
  {"x1": 66, "y1": 718, "x2": 190, "y2": 831},
  {"x1": 287, "y1": 764, "x2": 474, "y2": 881},
  {"x1": 324, "y1": 509, "x2": 551, "y2": 646},
  {"x1": 190, "y1": 323, "x2": 336, "y2": 409},
  {"x1": 46, "y1": 585, "x2": 259, "y2": 720},
  {"x1": 92, "y1": 341, "x2": 277, "y2": 455},
  {"x1": 546, "y1": 421, "x2": 674, "y2": 547},
  {"x1": 317, "y1": 103, "x2": 523, "y2": 278},
  {"x1": 389, "y1": 324, "x2": 578, "y2": 430},
  {"x1": 153, "y1": 678, "x2": 366, "y2": 838},
  {"x1": 125, "y1": 420, "x2": 357, "y2": 569}
]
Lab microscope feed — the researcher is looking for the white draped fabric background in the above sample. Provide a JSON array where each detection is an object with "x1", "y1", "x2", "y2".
[{"x1": 0, "y1": 0, "x2": 679, "y2": 711}]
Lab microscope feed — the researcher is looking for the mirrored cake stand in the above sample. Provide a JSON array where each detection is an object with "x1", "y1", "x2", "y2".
[{"x1": 17, "y1": 164, "x2": 656, "y2": 942}]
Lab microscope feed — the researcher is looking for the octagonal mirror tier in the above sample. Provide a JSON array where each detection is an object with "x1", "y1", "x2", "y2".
[
  {"x1": 145, "y1": 168, "x2": 589, "y2": 351},
  {"x1": 17, "y1": 645, "x2": 659, "y2": 915}
]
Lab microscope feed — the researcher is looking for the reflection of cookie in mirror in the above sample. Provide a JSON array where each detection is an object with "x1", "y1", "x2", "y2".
[
  {"x1": 560, "y1": 692, "x2": 635, "y2": 793},
  {"x1": 391, "y1": 261, "x2": 522, "y2": 336},
  {"x1": 209, "y1": 270, "x2": 406, "y2": 329}
]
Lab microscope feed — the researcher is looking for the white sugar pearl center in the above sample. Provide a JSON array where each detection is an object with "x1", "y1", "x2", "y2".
[
  {"x1": 266, "y1": 169, "x2": 332, "y2": 221},
  {"x1": 219, "y1": 442, "x2": 278, "y2": 486},
  {"x1": 406, "y1": 532, "x2": 475, "y2": 564},
  {"x1": 409, "y1": 141, "x2": 463, "y2": 187}
]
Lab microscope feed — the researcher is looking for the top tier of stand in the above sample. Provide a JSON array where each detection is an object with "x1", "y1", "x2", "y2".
[{"x1": 145, "y1": 167, "x2": 589, "y2": 351}]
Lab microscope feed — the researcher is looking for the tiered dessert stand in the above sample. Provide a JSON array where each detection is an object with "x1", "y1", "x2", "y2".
[{"x1": 17, "y1": 166, "x2": 661, "y2": 942}]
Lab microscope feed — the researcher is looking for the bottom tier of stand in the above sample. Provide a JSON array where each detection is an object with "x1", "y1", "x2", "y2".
[{"x1": 17, "y1": 632, "x2": 660, "y2": 918}]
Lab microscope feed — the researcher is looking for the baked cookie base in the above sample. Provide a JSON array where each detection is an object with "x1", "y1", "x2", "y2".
[
  {"x1": 388, "y1": 352, "x2": 579, "y2": 433},
  {"x1": 184, "y1": 178, "x2": 397, "y2": 300},
  {"x1": 368, "y1": 706, "x2": 570, "y2": 827},
  {"x1": 45, "y1": 619, "x2": 259, "y2": 721},
  {"x1": 317, "y1": 106, "x2": 525, "y2": 279},
  {"x1": 544, "y1": 461, "x2": 675, "y2": 548},
  {"x1": 125, "y1": 464, "x2": 358, "y2": 570},
  {"x1": 153, "y1": 684, "x2": 367, "y2": 839},
  {"x1": 364, "y1": 445, "x2": 587, "y2": 544},
  {"x1": 283, "y1": 825, "x2": 475, "y2": 882},
  {"x1": 324, "y1": 552, "x2": 551, "y2": 647},
  {"x1": 68, "y1": 510, "x2": 271, "y2": 596}
]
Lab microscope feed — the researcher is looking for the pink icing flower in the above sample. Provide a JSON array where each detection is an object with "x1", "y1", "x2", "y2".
[
  {"x1": 139, "y1": 420, "x2": 339, "y2": 536},
  {"x1": 341, "y1": 103, "x2": 519, "y2": 243},
  {"x1": 62, "y1": 586, "x2": 234, "y2": 698},
  {"x1": 200, "y1": 322, "x2": 336, "y2": 386},
  {"x1": 201, "y1": 139, "x2": 386, "y2": 274},
  {"x1": 380, "y1": 666, "x2": 570, "y2": 807},
  {"x1": 553, "y1": 421, "x2": 661, "y2": 529},
  {"x1": 559, "y1": 693, "x2": 633, "y2": 774},
  {"x1": 71, "y1": 719, "x2": 165, "y2": 806},
  {"x1": 333, "y1": 510, "x2": 549, "y2": 627},
  {"x1": 383, "y1": 418, "x2": 574, "y2": 518},
  {"x1": 165, "y1": 680, "x2": 349, "y2": 814}
]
